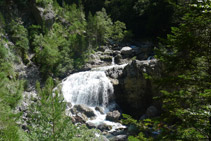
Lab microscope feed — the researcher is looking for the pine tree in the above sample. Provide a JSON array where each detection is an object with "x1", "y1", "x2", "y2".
[
  {"x1": 27, "y1": 78, "x2": 76, "y2": 140},
  {"x1": 0, "y1": 40, "x2": 28, "y2": 141},
  {"x1": 156, "y1": 1, "x2": 211, "y2": 140},
  {"x1": 27, "y1": 77, "x2": 101, "y2": 140}
]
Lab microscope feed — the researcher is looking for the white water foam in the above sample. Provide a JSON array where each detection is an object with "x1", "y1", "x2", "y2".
[
  {"x1": 62, "y1": 63, "x2": 127, "y2": 132},
  {"x1": 62, "y1": 71, "x2": 114, "y2": 107}
]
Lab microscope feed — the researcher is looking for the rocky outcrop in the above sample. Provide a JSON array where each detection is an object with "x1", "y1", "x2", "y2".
[
  {"x1": 71, "y1": 104, "x2": 96, "y2": 118},
  {"x1": 97, "y1": 123, "x2": 112, "y2": 131},
  {"x1": 106, "y1": 110, "x2": 121, "y2": 122},
  {"x1": 120, "y1": 46, "x2": 133, "y2": 57},
  {"x1": 31, "y1": 4, "x2": 55, "y2": 29},
  {"x1": 71, "y1": 114, "x2": 87, "y2": 124},
  {"x1": 112, "y1": 59, "x2": 162, "y2": 118},
  {"x1": 86, "y1": 122, "x2": 97, "y2": 129},
  {"x1": 105, "y1": 66, "x2": 124, "y2": 79}
]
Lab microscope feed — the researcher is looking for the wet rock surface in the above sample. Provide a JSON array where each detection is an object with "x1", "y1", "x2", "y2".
[
  {"x1": 106, "y1": 110, "x2": 121, "y2": 122},
  {"x1": 97, "y1": 123, "x2": 112, "y2": 131},
  {"x1": 95, "y1": 106, "x2": 104, "y2": 114},
  {"x1": 72, "y1": 104, "x2": 96, "y2": 118},
  {"x1": 111, "y1": 59, "x2": 162, "y2": 118}
]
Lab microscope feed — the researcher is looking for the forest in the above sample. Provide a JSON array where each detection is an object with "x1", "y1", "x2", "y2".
[{"x1": 0, "y1": 0, "x2": 210, "y2": 140}]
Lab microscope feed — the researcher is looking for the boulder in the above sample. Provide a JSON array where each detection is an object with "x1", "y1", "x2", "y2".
[
  {"x1": 95, "y1": 106, "x2": 104, "y2": 114},
  {"x1": 88, "y1": 54, "x2": 101, "y2": 65},
  {"x1": 71, "y1": 114, "x2": 87, "y2": 124},
  {"x1": 113, "y1": 51, "x2": 121, "y2": 56},
  {"x1": 105, "y1": 66, "x2": 124, "y2": 79},
  {"x1": 86, "y1": 122, "x2": 97, "y2": 129},
  {"x1": 77, "y1": 113, "x2": 88, "y2": 122},
  {"x1": 73, "y1": 104, "x2": 96, "y2": 118},
  {"x1": 104, "y1": 49, "x2": 113, "y2": 56},
  {"x1": 114, "y1": 54, "x2": 122, "y2": 64},
  {"x1": 120, "y1": 47, "x2": 132, "y2": 56},
  {"x1": 100, "y1": 55, "x2": 112, "y2": 62},
  {"x1": 114, "y1": 59, "x2": 162, "y2": 118},
  {"x1": 106, "y1": 110, "x2": 121, "y2": 122},
  {"x1": 114, "y1": 135, "x2": 128, "y2": 141},
  {"x1": 97, "y1": 123, "x2": 112, "y2": 131}
]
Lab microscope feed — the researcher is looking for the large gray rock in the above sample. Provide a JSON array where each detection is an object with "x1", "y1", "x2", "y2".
[
  {"x1": 114, "y1": 54, "x2": 122, "y2": 64},
  {"x1": 71, "y1": 114, "x2": 87, "y2": 124},
  {"x1": 106, "y1": 110, "x2": 121, "y2": 122},
  {"x1": 95, "y1": 106, "x2": 104, "y2": 114},
  {"x1": 114, "y1": 59, "x2": 162, "y2": 118},
  {"x1": 100, "y1": 55, "x2": 112, "y2": 62},
  {"x1": 97, "y1": 123, "x2": 112, "y2": 131},
  {"x1": 105, "y1": 66, "x2": 124, "y2": 79},
  {"x1": 86, "y1": 122, "x2": 97, "y2": 129},
  {"x1": 32, "y1": 5, "x2": 55, "y2": 29},
  {"x1": 104, "y1": 49, "x2": 113, "y2": 56},
  {"x1": 114, "y1": 135, "x2": 128, "y2": 141},
  {"x1": 120, "y1": 47, "x2": 132, "y2": 56},
  {"x1": 72, "y1": 104, "x2": 96, "y2": 118},
  {"x1": 89, "y1": 54, "x2": 101, "y2": 65}
]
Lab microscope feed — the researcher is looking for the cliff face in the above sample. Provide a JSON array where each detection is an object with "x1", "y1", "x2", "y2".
[{"x1": 106, "y1": 59, "x2": 162, "y2": 118}]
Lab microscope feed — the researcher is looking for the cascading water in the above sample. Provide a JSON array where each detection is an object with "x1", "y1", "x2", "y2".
[
  {"x1": 62, "y1": 71, "x2": 114, "y2": 108},
  {"x1": 61, "y1": 61, "x2": 127, "y2": 133}
]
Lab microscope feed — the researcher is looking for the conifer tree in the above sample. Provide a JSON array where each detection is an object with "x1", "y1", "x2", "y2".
[
  {"x1": 27, "y1": 78, "x2": 76, "y2": 140},
  {"x1": 27, "y1": 77, "x2": 101, "y2": 140},
  {"x1": 0, "y1": 40, "x2": 27, "y2": 141},
  {"x1": 156, "y1": 1, "x2": 211, "y2": 140}
]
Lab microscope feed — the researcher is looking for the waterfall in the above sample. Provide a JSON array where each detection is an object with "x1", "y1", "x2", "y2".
[
  {"x1": 111, "y1": 57, "x2": 115, "y2": 65},
  {"x1": 61, "y1": 64, "x2": 127, "y2": 133},
  {"x1": 62, "y1": 71, "x2": 114, "y2": 108}
]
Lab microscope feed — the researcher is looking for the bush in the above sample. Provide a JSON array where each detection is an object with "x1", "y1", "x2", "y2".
[{"x1": 7, "y1": 19, "x2": 29, "y2": 59}]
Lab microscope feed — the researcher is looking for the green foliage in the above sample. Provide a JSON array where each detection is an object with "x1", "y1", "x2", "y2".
[
  {"x1": 87, "y1": 8, "x2": 126, "y2": 47},
  {"x1": 111, "y1": 21, "x2": 126, "y2": 42},
  {"x1": 27, "y1": 78, "x2": 74, "y2": 140},
  {"x1": 36, "y1": 0, "x2": 53, "y2": 7},
  {"x1": 104, "y1": 0, "x2": 174, "y2": 38},
  {"x1": 28, "y1": 25, "x2": 42, "y2": 49},
  {"x1": 0, "y1": 103, "x2": 24, "y2": 141},
  {"x1": 0, "y1": 41, "x2": 23, "y2": 108},
  {"x1": 27, "y1": 77, "x2": 101, "y2": 140},
  {"x1": 0, "y1": 12, "x2": 5, "y2": 32},
  {"x1": 34, "y1": 31, "x2": 60, "y2": 78},
  {"x1": 87, "y1": 8, "x2": 112, "y2": 46},
  {"x1": 128, "y1": 132, "x2": 150, "y2": 141},
  {"x1": 32, "y1": 3, "x2": 96, "y2": 78},
  {"x1": 155, "y1": 1, "x2": 211, "y2": 140},
  {"x1": 7, "y1": 19, "x2": 29, "y2": 59},
  {"x1": 0, "y1": 39, "x2": 26, "y2": 141},
  {"x1": 121, "y1": 114, "x2": 155, "y2": 140},
  {"x1": 143, "y1": 73, "x2": 152, "y2": 80},
  {"x1": 133, "y1": 0, "x2": 150, "y2": 16}
]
